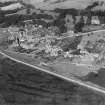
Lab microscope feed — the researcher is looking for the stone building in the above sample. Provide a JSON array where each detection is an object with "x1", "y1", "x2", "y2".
[
  {"x1": 91, "y1": 16, "x2": 100, "y2": 25},
  {"x1": 65, "y1": 14, "x2": 75, "y2": 31},
  {"x1": 83, "y1": 16, "x2": 88, "y2": 24}
]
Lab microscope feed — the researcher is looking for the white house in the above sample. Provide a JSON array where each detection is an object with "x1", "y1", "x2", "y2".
[{"x1": 91, "y1": 16, "x2": 100, "y2": 25}]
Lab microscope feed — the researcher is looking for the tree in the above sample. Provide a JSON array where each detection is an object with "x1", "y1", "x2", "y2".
[
  {"x1": 26, "y1": 8, "x2": 31, "y2": 15},
  {"x1": 86, "y1": 10, "x2": 92, "y2": 25},
  {"x1": 16, "y1": 37, "x2": 21, "y2": 47},
  {"x1": 74, "y1": 16, "x2": 84, "y2": 33},
  {"x1": 0, "y1": 11, "x2": 5, "y2": 24}
]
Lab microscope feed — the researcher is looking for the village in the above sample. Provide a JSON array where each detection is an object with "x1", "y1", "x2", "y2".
[
  {"x1": 4, "y1": 13, "x2": 105, "y2": 68},
  {"x1": 7, "y1": 22, "x2": 63, "y2": 58}
]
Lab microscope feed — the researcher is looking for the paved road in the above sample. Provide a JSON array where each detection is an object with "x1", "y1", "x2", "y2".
[
  {"x1": 1, "y1": 28, "x2": 105, "y2": 94},
  {"x1": 60, "y1": 29, "x2": 105, "y2": 39},
  {"x1": 1, "y1": 49, "x2": 105, "y2": 95}
]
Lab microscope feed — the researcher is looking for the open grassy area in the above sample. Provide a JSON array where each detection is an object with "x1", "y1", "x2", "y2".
[
  {"x1": 24, "y1": 0, "x2": 93, "y2": 10},
  {"x1": 0, "y1": 53, "x2": 105, "y2": 105}
]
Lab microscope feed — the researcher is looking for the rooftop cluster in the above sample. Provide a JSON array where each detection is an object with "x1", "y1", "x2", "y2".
[
  {"x1": 7, "y1": 23, "x2": 64, "y2": 58},
  {"x1": 7, "y1": 22, "x2": 105, "y2": 67}
]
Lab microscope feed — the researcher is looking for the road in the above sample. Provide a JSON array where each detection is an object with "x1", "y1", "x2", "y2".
[
  {"x1": 60, "y1": 29, "x2": 105, "y2": 39},
  {"x1": 1, "y1": 28, "x2": 105, "y2": 94},
  {"x1": 1, "y1": 49, "x2": 105, "y2": 95}
]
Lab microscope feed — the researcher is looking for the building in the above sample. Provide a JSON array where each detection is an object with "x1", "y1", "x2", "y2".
[
  {"x1": 8, "y1": 26, "x2": 19, "y2": 41},
  {"x1": 19, "y1": 29, "x2": 27, "y2": 42},
  {"x1": 65, "y1": 15, "x2": 75, "y2": 31},
  {"x1": 91, "y1": 16, "x2": 100, "y2": 25},
  {"x1": 83, "y1": 16, "x2": 88, "y2": 24}
]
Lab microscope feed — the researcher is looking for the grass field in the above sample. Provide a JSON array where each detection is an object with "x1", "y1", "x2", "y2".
[
  {"x1": 21, "y1": 0, "x2": 97, "y2": 10},
  {"x1": 0, "y1": 53, "x2": 105, "y2": 105}
]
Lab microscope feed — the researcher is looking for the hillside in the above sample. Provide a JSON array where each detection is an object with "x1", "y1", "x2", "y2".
[{"x1": 0, "y1": 0, "x2": 101, "y2": 30}]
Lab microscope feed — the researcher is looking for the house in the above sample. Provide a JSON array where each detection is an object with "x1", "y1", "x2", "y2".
[
  {"x1": 83, "y1": 16, "x2": 88, "y2": 24},
  {"x1": 19, "y1": 29, "x2": 27, "y2": 42},
  {"x1": 8, "y1": 26, "x2": 19, "y2": 34},
  {"x1": 75, "y1": 16, "x2": 88, "y2": 24},
  {"x1": 8, "y1": 27, "x2": 19, "y2": 40},
  {"x1": 91, "y1": 16, "x2": 100, "y2": 25},
  {"x1": 65, "y1": 15, "x2": 74, "y2": 31}
]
